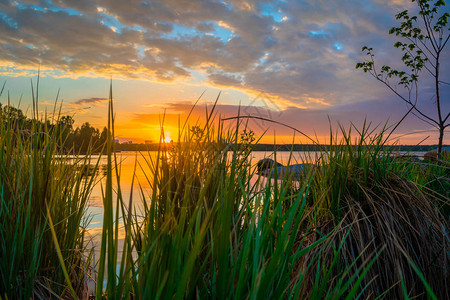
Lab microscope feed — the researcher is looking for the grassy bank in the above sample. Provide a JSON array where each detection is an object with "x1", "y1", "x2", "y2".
[{"x1": 1, "y1": 92, "x2": 449, "y2": 299}]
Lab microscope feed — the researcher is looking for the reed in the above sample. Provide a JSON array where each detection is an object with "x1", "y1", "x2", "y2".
[
  {"x1": 1, "y1": 84, "x2": 448, "y2": 298},
  {"x1": 0, "y1": 89, "x2": 98, "y2": 298},
  {"x1": 96, "y1": 95, "x2": 333, "y2": 299},
  {"x1": 95, "y1": 95, "x2": 449, "y2": 299}
]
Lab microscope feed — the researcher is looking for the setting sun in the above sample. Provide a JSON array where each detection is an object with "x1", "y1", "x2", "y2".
[{"x1": 164, "y1": 137, "x2": 172, "y2": 143}]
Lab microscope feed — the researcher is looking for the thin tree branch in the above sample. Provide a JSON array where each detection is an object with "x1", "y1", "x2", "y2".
[
  {"x1": 382, "y1": 105, "x2": 414, "y2": 146},
  {"x1": 423, "y1": 64, "x2": 435, "y2": 78},
  {"x1": 417, "y1": 38, "x2": 438, "y2": 60},
  {"x1": 418, "y1": 2, "x2": 439, "y2": 52},
  {"x1": 434, "y1": 52, "x2": 443, "y2": 126},
  {"x1": 411, "y1": 111, "x2": 439, "y2": 128},
  {"x1": 222, "y1": 115, "x2": 326, "y2": 151},
  {"x1": 443, "y1": 112, "x2": 450, "y2": 124},
  {"x1": 403, "y1": 46, "x2": 435, "y2": 72},
  {"x1": 407, "y1": 36, "x2": 437, "y2": 61},
  {"x1": 441, "y1": 33, "x2": 450, "y2": 49},
  {"x1": 371, "y1": 73, "x2": 439, "y2": 126}
]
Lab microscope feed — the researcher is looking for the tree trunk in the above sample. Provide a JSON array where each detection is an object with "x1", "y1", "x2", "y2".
[{"x1": 437, "y1": 125, "x2": 444, "y2": 158}]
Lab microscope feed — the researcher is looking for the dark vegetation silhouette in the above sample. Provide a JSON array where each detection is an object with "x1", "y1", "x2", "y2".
[{"x1": 0, "y1": 103, "x2": 107, "y2": 153}]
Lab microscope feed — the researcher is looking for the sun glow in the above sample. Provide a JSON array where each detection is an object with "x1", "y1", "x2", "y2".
[{"x1": 164, "y1": 137, "x2": 172, "y2": 143}]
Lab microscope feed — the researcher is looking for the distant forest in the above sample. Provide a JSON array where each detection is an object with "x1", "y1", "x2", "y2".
[
  {"x1": 1, "y1": 104, "x2": 107, "y2": 153},
  {"x1": 1, "y1": 104, "x2": 444, "y2": 154}
]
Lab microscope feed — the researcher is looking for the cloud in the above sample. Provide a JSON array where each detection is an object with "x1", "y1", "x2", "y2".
[
  {"x1": 72, "y1": 97, "x2": 109, "y2": 106},
  {"x1": 208, "y1": 72, "x2": 243, "y2": 87},
  {"x1": 0, "y1": 0, "x2": 448, "y2": 115}
]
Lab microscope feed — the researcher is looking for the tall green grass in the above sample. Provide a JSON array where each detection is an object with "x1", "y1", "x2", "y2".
[
  {"x1": 1, "y1": 84, "x2": 448, "y2": 299},
  {"x1": 0, "y1": 89, "x2": 98, "y2": 298},
  {"x1": 96, "y1": 96, "x2": 351, "y2": 299},
  {"x1": 296, "y1": 122, "x2": 449, "y2": 298},
  {"x1": 95, "y1": 94, "x2": 449, "y2": 299}
]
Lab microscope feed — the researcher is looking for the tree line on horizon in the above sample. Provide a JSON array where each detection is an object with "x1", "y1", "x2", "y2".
[{"x1": 0, "y1": 103, "x2": 107, "y2": 153}]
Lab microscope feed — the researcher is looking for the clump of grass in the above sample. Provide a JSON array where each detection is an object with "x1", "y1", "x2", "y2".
[
  {"x1": 0, "y1": 89, "x2": 98, "y2": 298},
  {"x1": 299, "y1": 122, "x2": 449, "y2": 298},
  {"x1": 404, "y1": 158, "x2": 450, "y2": 217}
]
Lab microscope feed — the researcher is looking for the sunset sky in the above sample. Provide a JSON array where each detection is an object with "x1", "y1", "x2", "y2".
[{"x1": 0, "y1": 0, "x2": 448, "y2": 144}]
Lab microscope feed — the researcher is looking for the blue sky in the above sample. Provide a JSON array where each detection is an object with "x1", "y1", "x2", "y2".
[{"x1": 0, "y1": 0, "x2": 448, "y2": 143}]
